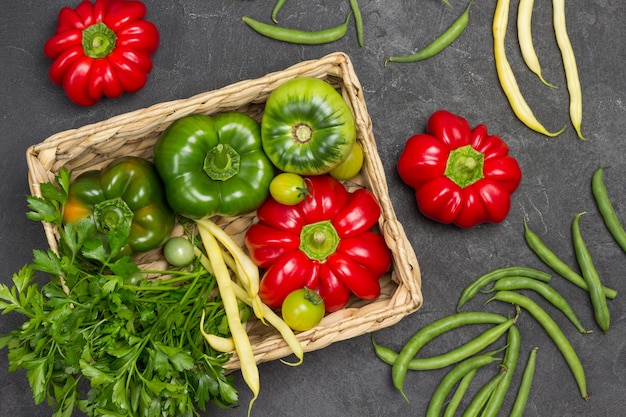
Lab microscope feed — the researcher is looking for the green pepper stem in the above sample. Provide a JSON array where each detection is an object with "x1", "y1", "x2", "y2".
[
  {"x1": 299, "y1": 220, "x2": 340, "y2": 261},
  {"x1": 444, "y1": 144, "x2": 485, "y2": 188},
  {"x1": 203, "y1": 143, "x2": 241, "y2": 181},
  {"x1": 82, "y1": 22, "x2": 117, "y2": 59},
  {"x1": 93, "y1": 198, "x2": 134, "y2": 234}
]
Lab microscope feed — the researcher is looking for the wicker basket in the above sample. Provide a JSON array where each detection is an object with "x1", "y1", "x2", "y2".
[{"x1": 26, "y1": 52, "x2": 422, "y2": 370}]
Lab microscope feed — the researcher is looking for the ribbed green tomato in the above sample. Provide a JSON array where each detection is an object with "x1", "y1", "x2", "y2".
[{"x1": 261, "y1": 77, "x2": 356, "y2": 175}]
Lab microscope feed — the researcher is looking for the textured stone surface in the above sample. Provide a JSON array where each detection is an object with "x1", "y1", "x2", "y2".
[{"x1": 1, "y1": 1, "x2": 625, "y2": 416}]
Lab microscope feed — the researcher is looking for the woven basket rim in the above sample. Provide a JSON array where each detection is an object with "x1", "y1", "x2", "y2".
[{"x1": 26, "y1": 52, "x2": 423, "y2": 368}]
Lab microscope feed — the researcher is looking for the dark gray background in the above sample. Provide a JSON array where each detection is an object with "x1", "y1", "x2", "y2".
[{"x1": 1, "y1": 1, "x2": 625, "y2": 416}]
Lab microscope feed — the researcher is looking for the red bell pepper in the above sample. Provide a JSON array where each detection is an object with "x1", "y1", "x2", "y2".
[
  {"x1": 397, "y1": 110, "x2": 522, "y2": 228},
  {"x1": 244, "y1": 175, "x2": 392, "y2": 313},
  {"x1": 44, "y1": 0, "x2": 159, "y2": 106}
]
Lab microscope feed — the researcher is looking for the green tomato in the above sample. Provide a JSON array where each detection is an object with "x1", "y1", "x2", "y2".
[
  {"x1": 269, "y1": 173, "x2": 311, "y2": 205},
  {"x1": 329, "y1": 142, "x2": 364, "y2": 181},
  {"x1": 281, "y1": 287, "x2": 325, "y2": 332},
  {"x1": 163, "y1": 236, "x2": 195, "y2": 267},
  {"x1": 261, "y1": 77, "x2": 356, "y2": 175}
]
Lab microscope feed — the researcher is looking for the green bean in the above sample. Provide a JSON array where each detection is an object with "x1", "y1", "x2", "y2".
[
  {"x1": 271, "y1": 0, "x2": 288, "y2": 24},
  {"x1": 372, "y1": 317, "x2": 514, "y2": 371},
  {"x1": 509, "y1": 347, "x2": 538, "y2": 417},
  {"x1": 456, "y1": 266, "x2": 551, "y2": 311},
  {"x1": 487, "y1": 290, "x2": 588, "y2": 399},
  {"x1": 349, "y1": 0, "x2": 364, "y2": 47},
  {"x1": 481, "y1": 325, "x2": 521, "y2": 417},
  {"x1": 384, "y1": 0, "x2": 474, "y2": 65},
  {"x1": 485, "y1": 277, "x2": 591, "y2": 333},
  {"x1": 426, "y1": 353, "x2": 502, "y2": 417},
  {"x1": 592, "y1": 166, "x2": 626, "y2": 253},
  {"x1": 572, "y1": 212, "x2": 611, "y2": 333},
  {"x1": 390, "y1": 312, "x2": 511, "y2": 400},
  {"x1": 443, "y1": 368, "x2": 478, "y2": 417},
  {"x1": 523, "y1": 218, "x2": 617, "y2": 299},
  {"x1": 242, "y1": 13, "x2": 351, "y2": 45},
  {"x1": 461, "y1": 369, "x2": 506, "y2": 417}
]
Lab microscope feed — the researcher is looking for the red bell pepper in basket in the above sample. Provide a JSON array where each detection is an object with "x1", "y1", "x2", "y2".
[
  {"x1": 244, "y1": 175, "x2": 392, "y2": 313},
  {"x1": 397, "y1": 110, "x2": 522, "y2": 228},
  {"x1": 44, "y1": 0, "x2": 160, "y2": 106}
]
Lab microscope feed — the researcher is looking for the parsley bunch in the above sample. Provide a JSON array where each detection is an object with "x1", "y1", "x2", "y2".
[{"x1": 0, "y1": 168, "x2": 239, "y2": 416}]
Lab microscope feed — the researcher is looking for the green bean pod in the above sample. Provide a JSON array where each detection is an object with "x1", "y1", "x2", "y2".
[
  {"x1": 481, "y1": 325, "x2": 521, "y2": 417},
  {"x1": 461, "y1": 369, "x2": 507, "y2": 417},
  {"x1": 390, "y1": 312, "x2": 511, "y2": 400},
  {"x1": 487, "y1": 290, "x2": 588, "y2": 399},
  {"x1": 456, "y1": 266, "x2": 552, "y2": 311},
  {"x1": 523, "y1": 219, "x2": 617, "y2": 299},
  {"x1": 426, "y1": 354, "x2": 502, "y2": 417},
  {"x1": 349, "y1": 0, "x2": 364, "y2": 47},
  {"x1": 242, "y1": 13, "x2": 351, "y2": 45},
  {"x1": 373, "y1": 317, "x2": 514, "y2": 371},
  {"x1": 592, "y1": 166, "x2": 626, "y2": 253},
  {"x1": 443, "y1": 368, "x2": 478, "y2": 417},
  {"x1": 384, "y1": 0, "x2": 474, "y2": 65},
  {"x1": 486, "y1": 277, "x2": 591, "y2": 333},
  {"x1": 509, "y1": 347, "x2": 539, "y2": 417},
  {"x1": 572, "y1": 212, "x2": 611, "y2": 333},
  {"x1": 271, "y1": 0, "x2": 288, "y2": 23}
]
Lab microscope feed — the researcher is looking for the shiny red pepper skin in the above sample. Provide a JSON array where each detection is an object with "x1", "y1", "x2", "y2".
[
  {"x1": 397, "y1": 110, "x2": 522, "y2": 228},
  {"x1": 44, "y1": 0, "x2": 159, "y2": 106},
  {"x1": 245, "y1": 175, "x2": 392, "y2": 313}
]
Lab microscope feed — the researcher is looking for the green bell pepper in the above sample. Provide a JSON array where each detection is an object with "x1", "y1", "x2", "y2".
[
  {"x1": 62, "y1": 156, "x2": 175, "y2": 257},
  {"x1": 154, "y1": 112, "x2": 275, "y2": 219}
]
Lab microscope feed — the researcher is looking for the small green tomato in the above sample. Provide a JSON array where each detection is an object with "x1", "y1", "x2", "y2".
[
  {"x1": 329, "y1": 142, "x2": 364, "y2": 181},
  {"x1": 269, "y1": 173, "x2": 311, "y2": 206},
  {"x1": 281, "y1": 287, "x2": 325, "y2": 331},
  {"x1": 163, "y1": 236, "x2": 195, "y2": 267}
]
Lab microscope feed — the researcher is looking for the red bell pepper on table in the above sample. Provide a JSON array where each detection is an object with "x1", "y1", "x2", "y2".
[
  {"x1": 44, "y1": 0, "x2": 160, "y2": 106},
  {"x1": 244, "y1": 175, "x2": 392, "y2": 313},
  {"x1": 397, "y1": 110, "x2": 522, "y2": 228}
]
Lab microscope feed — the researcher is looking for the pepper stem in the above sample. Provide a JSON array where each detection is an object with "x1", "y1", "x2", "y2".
[
  {"x1": 299, "y1": 220, "x2": 340, "y2": 261},
  {"x1": 444, "y1": 144, "x2": 485, "y2": 188},
  {"x1": 203, "y1": 143, "x2": 241, "y2": 181},
  {"x1": 82, "y1": 22, "x2": 117, "y2": 59},
  {"x1": 93, "y1": 198, "x2": 134, "y2": 235}
]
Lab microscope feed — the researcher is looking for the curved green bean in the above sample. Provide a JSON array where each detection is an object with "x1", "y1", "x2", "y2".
[
  {"x1": 271, "y1": 0, "x2": 288, "y2": 23},
  {"x1": 384, "y1": 0, "x2": 474, "y2": 65},
  {"x1": 461, "y1": 370, "x2": 506, "y2": 417},
  {"x1": 592, "y1": 166, "x2": 626, "y2": 253},
  {"x1": 349, "y1": 0, "x2": 364, "y2": 47},
  {"x1": 242, "y1": 13, "x2": 351, "y2": 45},
  {"x1": 456, "y1": 266, "x2": 552, "y2": 311},
  {"x1": 486, "y1": 277, "x2": 591, "y2": 333},
  {"x1": 487, "y1": 290, "x2": 588, "y2": 399},
  {"x1": 510, "y1": 347, "x2": 538, "y2": 417},
  {"x1": 390, "y1": 312, "x2": 510, "y2": 400},
  {"x1": 372, "y1": 317, "x2": 514, "y2": 371},
  {"x1": 426, "y1": 354, "x2": 502, "y2": 417},
  {"x1": 443, "y1": 368, "x2": 478, "y2": 417},
  {"x1": 572, "y1": 212, "x2": 610, "y2": 333},
  {"x1": 481, "y1": 325, "x2": 521, "y2": 417},
  {"x1": 523, "y1": 219, "x2": 617, "y2": 299}
]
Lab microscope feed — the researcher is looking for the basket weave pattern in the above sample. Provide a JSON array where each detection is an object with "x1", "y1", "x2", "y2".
[{"x1": 26, "y1": 52, "x2": 422, "y2": 369}]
